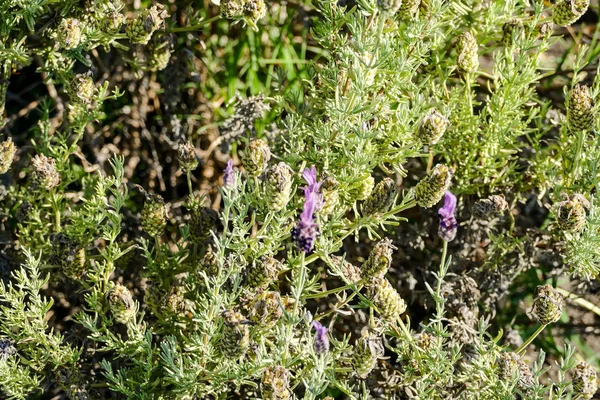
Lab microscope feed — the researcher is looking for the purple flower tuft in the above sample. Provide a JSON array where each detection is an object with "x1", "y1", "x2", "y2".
[
  {"x1": 438, "y1": 191, "x2": 458, "y2": 242},
  {"x1": 302, "y1": 166, "x2": 323, "y2": 210},
  {"x1": 312, "y1": 320, "x2": 329, "y2": 354},
  {"x1": 223, "y1": 160, "x2": 235, "y2": 189}
]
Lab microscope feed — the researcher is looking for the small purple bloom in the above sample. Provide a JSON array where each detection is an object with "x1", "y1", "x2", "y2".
[
  {"x1": 438, "y1": 191, "x2": 458, "y2": 242},
  {"x1": 302, "y1": 166, "x2": 323, "y2": 210},
  {"x1": 312, "y1": 320, "x2": 329, "y2": 354},
  {"x1": 223, "y1": 160, "x2": 235, "y2": 189}
]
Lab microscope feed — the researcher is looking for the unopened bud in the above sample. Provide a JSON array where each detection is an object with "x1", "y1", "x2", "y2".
[
  {"x1": 264, "y1": 162, "x2": 294, "y2": 211},
  {"x1": 243, "y1": 139, "x2": 270, "y2": 177},
  {"x1": 472, "y1": 194, "x2": 508, "y2": 218},
  {"x1": 554, "y1": 193, "x2": 589, "y2": 234},
  {"x1": 456, "y1": 32, "x2": 479, "y2": 73},
  {"x1": 567, "y1": 84, "x2": 594, "y2": 133},
  {"x1": 352, "y1": 329, "x2": 384, "y2": 379},
  {"x1": 414, "y1": 164, "x2": 453, "y2": 208},
  {"x1": 189, "y1": 206, "x2": 218, "y2": 244},
  {"x1": 361, "y1": 238, "x2": 395, "y2": 282},
  {"x1": 177, "y1": 141, "x2": 198, "y2": 173},
  {"x1": 221, "y1": 310, "x2": 250, "y2": 358},
  {"x1": 419, "y1": 108, "x2": 449, "y2": 145},
  {"x1": 572, "y1": 361, "x2": 597, "y2": 399},
  {"x1": 140, "y1": 191, "x2": 167, "y2": 237},
  {"x1": 57, "y1": 18, "x2": 83, "y2": 50},
  {"x1": 531, "y1": 284, "x2": 563, "y2": 325},
  {"x1": 362, "y1": 178, "x2": 397, "y2": 215},
  {"x1": 553, "y1": 0, "x2": 589, "y2": 26},
  {"x1": 368, "y1": 277, "x2": 407, "y2": 322},
  {"x1": 126, "y1": 4, "x2": 168, "y2": 45},
  {"x1": 32, "y1": 154, "x2": 60, "y2": 190},
  {"x1": 0, "y1": 137, "x2": 17, "y2": 174},
  {"x1": 107, "y1": 283, "x2": 136, "y2": 324}
]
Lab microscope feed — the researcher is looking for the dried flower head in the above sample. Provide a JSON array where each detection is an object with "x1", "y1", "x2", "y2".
[
  {"x1": 572, "y1": 361, "x2": 598, "y2": 399},
  {"x1": 262, "y1": 365, "x2": 291, "y2": 400},
  {"x1": 414, "y1": 164, "x2": 453, "y2": 208},
  {"x1": 362, "y1": 178, "x2": 397, "y2": 216},
  {"x1": 368, "y1": 277, "x2": 407, "y2": 322},
  {"x1": 498, "y1": 352, "x2": 535, "y2": 393},
  {"x1": 567, "y1": 84, "x2": 594, "y2": 133},
  {"x1": 472, "y1": 194, "x2": 508, "y2": 218},
  {"x1": 103, "y1": 10, "x2": 125, "y2": 34},
  {"x1": 246, "y1": 255, "x2": 284, "y2": 289},
  {"x1": 332, "y1": 256, "x2": 362, "y2": 284},
  {"x1": 456, "y1": 32, "x2": 479, "y2": 73},
  {"x1": 68, "y1": 73, "x2": 95, "y2": 105},
  {"x1": 352, "y1": 329, "x2": 384, "y2": 379},
  {"x1": 219, "y1": 95, "x2": 270, "y2": 152},
  {"x1": 48, "y1": 233, "x2": 86, "y2": 279},
  {"x1": 243, "y1": 139, "x2": 270, "y2": 177},
  {"x1": 438, "y1": 191, "x2": 458, "y2": 242},
  {"x1": 312, "y1": 320, "x2": 330, "y2": 354},
  {"x1": 177, "y1": 141, "x2": 198, "y2": 173},
  {"x1": 139, "y1": 190, "x2": 167, "y2": 238},
  {"x1": 167, "y1": 286, "x2": 195, "y2": 319},
  {"x1": 553, "y1": 0, "x2": 589, "y2": 26},
  {"x1": 107, "y1": 283, "x2": 136, "y2": 324},
  {"x1": 200, "y1": 245, "x2": 220, "y2": 276},
  {"x1": 531, "y1": 284, "x2": 563, "y2": 325},
  {"x1": 221, "y1": 310, "x2": 250, "y2": 358},
  {"x1": 0, "y1": 137, "x2": 17, "y2": 174},
  {"x1": 246, "y1": 290, "x2": 283, "y2": 328},
  {"x1": 419, "y1": 108, "x2": 449, "y2": 145},
  {"x1": 126, "y1": 4, "x2": 168, "y2": 44},
  {"x1": 264, "y1": 162, "x2": 294, "y2": 211},
  {"x1": 243, "y1": 0, "x2": 266, "y2": 28},
  {"x1": 189, "y1": 206, "x2": 219, "y2": 244},
  {"x1": 554, "y1": 193, "x2": 589, "y2": 234},
  {"x1": 57, "y1": 18, "x2": 83, "y2": 50},
  {"x1": 220, "y1": 0, "x2": 245, "y2": 19},
  {"x1": 32, "y1": 154, "x2": 60, "y2": 190},
  {"x1": 361, "y1": 238, "x2": 396, "y2": 283}
]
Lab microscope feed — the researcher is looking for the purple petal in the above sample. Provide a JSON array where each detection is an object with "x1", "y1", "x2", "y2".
[
  {"x1": 312, "y1": 320, "x2": 328, "y2": 335},
  {"x1": 438, "y1": 191, "x2": 457, "y2": 219}
]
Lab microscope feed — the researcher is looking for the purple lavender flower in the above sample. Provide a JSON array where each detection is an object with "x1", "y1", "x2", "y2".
[
  {"x1": 292, "y1": 166, "x2": 322, "y2": 253},
  {"x1": 312, "y1": 320, "x2": 329, "y2": 354},
  {"x1": 223, "y1": 160, "x2": 236, "y2": 189},
  {"x1": 438, "y1": 191, "x2": 458, "y2": 242}
]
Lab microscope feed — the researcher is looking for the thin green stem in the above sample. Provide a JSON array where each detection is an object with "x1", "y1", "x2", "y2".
[
  {"x1": 186, "y1": 171, "x2": 193, "y2": 197},
  {"x1": 169, "y1": 16, "x2": 220, "y2": 33},
  {"x1": 516, "y1": 323, "x2": 547, "y2": 355},
  {"x1": 304, "y1": 284, "x2": 356, "y2": 300}
]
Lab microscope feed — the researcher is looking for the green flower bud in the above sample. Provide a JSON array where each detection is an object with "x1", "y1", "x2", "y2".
[
  {"x1": 189, "y1": 206, "x2": 219, "y2": 244},
  {"x1": 262, "y1": 365, "x2": 291, "y2": 400},
  {"x1": 264, "y1": 162, "x2": 294, "y2": 211},
  {"x1": 243, "y1": 0, "x2": 266, "y2": 27},
  {"x1": 221, "y1": 310, "x2": 250, "y2": 358},
  {"x1": 368, "y1": 277, "x2": 407, "y2": 322},
  {"x1": 398, "y1": 0, "x2": 421, "y2": 19},
  {"x1": 319, "y1": 176, "x2": 340, "y2": 216},
  {"x1": 531, "y1": 284, "x2": 563, "y2": 325},
  {"x1": 567, "y1": 84, "x2": 595, "y2": 133},
  {"x1": 498, "y1": 352, "x2": 535, "y2": 393},
  {"x1": 220, "y1": 0, "x2": 245, "y2": 19},
  {"x1": 68, "y1": 73, "x2": 95, "y2": 105},
  {"x1": 177, "y1": 141, "x2": 198, "y2": 173},
  {"x1": 419, "y1": 108, "x2": 449, "y2": 145},
  {"x1": 246, "y1": 256, "x2": 284, "y2": 289},
  {"x1": 414, "y1": 164, "x2": 453, "y2": 208},
  {"x1": 0, "y1": 137, "x2": 17, "y2": 174},
  {"x1": 32, "y1": 154, "x2": 60, "y2": 190},
  {"x1": 352, "y1": 329, "x2": 384, "y2": 379},
  {"x1": 49, "y1": 233, "x2": 86, "y2": 279},
  {"x1": 376, "y1": 0, "x2": 402, "y2": 14},
  {"x1": 502, "y1": 19, "x2": 524, "y2": 47},
  {"x1": 553, "y1": 0, "x2": 589, "y2": 27},
  {"x1": 572, "y1": 361, "x2": 597, "y2": 399},
  {"x1": 149, "y1": 34, "x2": 172, "y2": 71},
  {"x1": 107, "y1": 283, "x2": 136, "y2": 324},
  {"x1": 472, "y1": 194, "x2": 508, "y2": 218},
  {"x1": 361, "y1": 238, "x2": 395, "y2": 282},
  {"x1": 456, "y1": 32, "x2": 479, "y2": 73},
  {"x1": 140, "y1": 191, "x2": 167, "y2": 238},
  {"x1": 554, "y1": 193, "x2": 589, "y2": 234},
  {"x1": 57, "y1": 18, "x2": 83, "y2": 50},
  {"x1": 243, "y1": 139, "x2": 271, "y2": 177},
  {"x1": 126, "y1": 4, "x2": 168, "y2": 45},
  {"x1": 362, "y1": 178, "x2": 397, "y2": 215},
  {"x1": 351, "y1": 175, "x2": 375, "y2": 201}
]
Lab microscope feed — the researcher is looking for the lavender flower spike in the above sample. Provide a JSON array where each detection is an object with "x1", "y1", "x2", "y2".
[
  {"x1": 302, "y1": 165, "x2": 323, "y2": 210},
  {"x1": 223, "y1": 159, "x2": 236, "y2": 189},
  {"x1": 312, "y1": 320, "x2": 330, "y2": 354},
  {"x1": 291, "y1": 191, "x2": 319, "y2": 253},
  {"x1": 438, "y1": 191, "x2": 458, "y2": 242}
]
